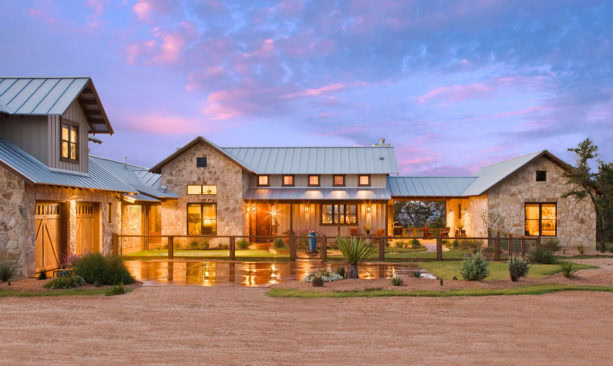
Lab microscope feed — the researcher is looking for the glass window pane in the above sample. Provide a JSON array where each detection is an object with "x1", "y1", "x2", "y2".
[
  {"x1": 283, "y1": 175, "x2": 293, "y2": 186},
  {"x1": 525, "y1": 220, "x2": 540, "y2": 236},
  {"x1": 334, "y1": 175, "x2": 344, "y2": 186},
  {"x1": 541, "y1": 204, "x2": 556, "y2": 220},
  {"x1": 70, "y1": 127, "x2": 77, "y2": 143},
  {"x1": 187, "y1": 204, "x2": 202, "y2": 235},
  {"x1": 61, "y1": 125, "x2": 69, "y2": 140},
  {"x1": 322, "y1": 204, "x2": 333, "y2": 224},
  {"x1": 346, "y1": 205, "x2": 357, "y2": 224},
  {"x1": 187, "y1": 185, "x2": 201, "y2": 195},
  {"x1": 525, "y1": 204, "x2": 540, "y2": 220},
  {"x1": 541, "y1": 220, "x2": 556, "y2": 236},
  {"x1": 202, "y1": 204, "x2": 216, "y2": 235},
  {"x1": 258, "y1": 176, "x2": 268, "y2": 185},
  {"x1": 309, "y1": 175, "x2": 319, "y2": 185},
  {"x1": 359, "y1": 175, "x2": 370, "y2": 186},
  {"x1": 70, "y1": 143, "x2": 77, "y2": 160},
  {"x1": 203, "y1": 185, "x2": 216, "y2": 195},
  {"x1": 61, "y1": 141, "x2": 69, "y2": 158}
]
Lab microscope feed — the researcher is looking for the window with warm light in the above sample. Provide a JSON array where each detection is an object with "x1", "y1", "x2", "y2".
[
  {"x1": 61, "y1": 122, "x2": 78, "y2": 161},
  {"x1": 282, "y1": 175, "x2": 294, "y2": 186},
  {"x1": 525, "y1": 203, "x2": 557, "y2": 236},
  {"x1": 358, "y1": 175, "x2": 370, "y2": 186},
  {"x1": 187, "y1": 185, "x2": 217, "y2": 195},
  {"x1": 321, "y1": 204, "x2": 357, "y2": 225},
  {"x1": 257, "y1": 175, "x2": 269, "y2": 186},
  {"x1": 333, "y1": 175, "x2": 345, "y2": 186},
  {"x1": 187, "y1": 203, "x2": 217, "y2": 235},
  {"x1": 308, "y1": 175, "x2": 320, "y2": 186}
]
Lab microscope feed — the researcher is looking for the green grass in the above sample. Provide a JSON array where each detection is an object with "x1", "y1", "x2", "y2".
[
  {"x1": 266, "y1": 284, "x2": 613, "y2": 298},
  {"x1": 0, "y1": 288, "x2": 134, "y2": 298},
  {"x1": 417, "y1": 260, "x2": 597, "y2": 280}
]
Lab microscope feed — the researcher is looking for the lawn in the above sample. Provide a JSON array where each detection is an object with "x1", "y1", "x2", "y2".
[
  {"x1": 417, "y1": 260, "x2": 597, "y2": 280},
  {"x1": 266, "y1": 284, "x2": 613, "y2": 298}
]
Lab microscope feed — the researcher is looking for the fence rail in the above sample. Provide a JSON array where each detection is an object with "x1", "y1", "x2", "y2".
[{"x1": 114, "y1": 231, "x2": 541, "y2": 262}]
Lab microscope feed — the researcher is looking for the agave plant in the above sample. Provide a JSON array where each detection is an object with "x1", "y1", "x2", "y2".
[{"x1": 335, "y1": 237, "x2": 376, "y2": 279}]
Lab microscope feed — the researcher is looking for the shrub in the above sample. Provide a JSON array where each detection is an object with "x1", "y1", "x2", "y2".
[
  {"x1": 274, "y1": 238, "x2": 285, "y2": 249},
  {"x1": 542, "y1": 238, "x2": 561, "y2": 252},
  {"x1": 72, "y1": 253, "x2": 135, "y2": 285},
  {"x1": 199, "y1": 240, "x2": 209, "y2": 250},
  {"x1": 451, "y1": 239, "x2": 459, "y2": 249},
  {"x1": 577, "y1": 245, "x2": 585, "y2": 255},
  {"x1": 528, "y1": 246, "x2": 556, "y2": 264},
  {"x1": 188, "y1": 240, "x2": 199, "y2": 250},
  {"x1": 38, "y1": 270, "x2": 47, "y2": 280},
  {"x1": 336, "y1": 237, "x2": 377, "y2": 279},
  {"x1": 410, "y1": 238, "x2": 421, "y2": 249},
  {"x1": 508, "y1": 257, "x2": 529, "y2": 282},
  {"x1": 608, "y1": 245, "x2": 613, "y2": 253},
  {"x1": 336, "y1": 266, "x2": 346, "y2": 278},
  {"x1": 105, "y1": 283, "x2": 127, "y2": 296},
  {"x1": 460, "y1": 251, "x2": 490, "y2": 281},
  {"x1": 303, "y1": 269, "x2": 343, "y2": 282},
  {"x1": 459, "y1": 240, "x2": 483, "y2": 251},
  {"x1": 481, "y1": 247, "x2": 495, "y2": 260},
  {"x1": 412, "y1": 270, "x2": 422, "y2": 278},
  {"x1": 43, "y1": 274, "x2": 86, "y2": 289},
  {"x1": 312, "y1": 276, "x2": 324, "y2": 287},
  {"x1": 0, "y1": 261, "x2": 16, "y2": 282},
  {"x1": 560, "y1": 262, "x2": 578, "y2": 278},
  {"x1": 237, "y1": 239, "x2": 250, "y2": 249},
  {"x1": 391, "y1": 276, "x2": 404, "y2": 286},
  {"x1": 395, "y1": 241, "x2": 404, "y2": 248}
]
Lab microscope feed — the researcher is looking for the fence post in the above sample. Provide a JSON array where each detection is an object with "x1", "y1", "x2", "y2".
[
  {"x1": 379, "y1": 236, "x2": 386, "y2": 261},
  {"x1": 436, "y1": 236, "x2": 443, "y2": 261},
  {"x1": 290, "y1": 232, "x2": 296, "y2": 261},
  {"x1": 112, "y1": 233, "x2": 118, "y2": 256},
  {"x1": 229, "y1": 236, "x2": 235, "y2": 260},
  {"x1": 168, "y1": 236, "x2": 174, "y2": 259},
  {"x1": 536, "y1": 236, "x2": 541, "y2": 247},
  {"x1": 494, "y1": 232, "x2": 501, "y2": 260},
  {"x1": 520, "y1": 237, "x2": 526, "y2": 257},
  {"x1": 321, "y1": 235, "x2": 327, "y2": 261}
]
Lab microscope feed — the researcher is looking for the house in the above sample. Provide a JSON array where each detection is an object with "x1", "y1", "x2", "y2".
[{"x1": 0, "y1": 76, "x2": 596, "y2": 279}]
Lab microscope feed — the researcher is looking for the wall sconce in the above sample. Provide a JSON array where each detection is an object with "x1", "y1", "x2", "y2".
[
  {"x1": 305, "y1": 206, "x2": 309, "y2": 213},
  {"x1": 367, "y1": 206, "x2": 371, "y2": 213}
]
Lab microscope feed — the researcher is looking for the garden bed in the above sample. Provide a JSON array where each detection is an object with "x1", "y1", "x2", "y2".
[{"x1": 0, "y1": 278, "x2": 141, "y2": 296}]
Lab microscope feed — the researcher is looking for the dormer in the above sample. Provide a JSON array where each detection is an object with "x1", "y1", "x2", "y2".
[{"x1": 0, "y1": 77, "x2": 113, "y2": 175}]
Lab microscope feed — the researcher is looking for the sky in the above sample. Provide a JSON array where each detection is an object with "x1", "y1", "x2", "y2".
[{"x1": 0, "y1": 0, "x2": 611, "y2": 175}]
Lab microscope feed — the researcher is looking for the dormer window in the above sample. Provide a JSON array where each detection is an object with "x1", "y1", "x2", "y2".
[
  {"x1": 61, "y1": 122, "x2": 78, "y2": 161},
  {"x1": 333, "y1": 175, "x2": 345, "y2": 186},
  {"x1": 257, "y1": 175, "x2": 269, "y2": 186},
  {"x1": 283, "y1": 175, "x2": 294, "y2": 186},
  {"x1": 358, "y1": 175, "x2": 371, "y2": 186},
  {"x1": 536, "y1": 171, "x2": 547, "y2": 182},
  {"x1": 308, "y1": 175, "x2": 320, "y2": 186}
]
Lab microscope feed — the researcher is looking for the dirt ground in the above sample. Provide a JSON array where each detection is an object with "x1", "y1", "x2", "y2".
[{"x1": 1, "y1": 259, "x2": 613, "y2": 365}]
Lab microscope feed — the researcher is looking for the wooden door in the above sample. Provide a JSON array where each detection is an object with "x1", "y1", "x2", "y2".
[
  {"x1": 255, "y1": 203, "x2": 272, "y2": 242},
  {"x1": 35, "y1": 203, "x2": 64, "y2": 271},
  {"x1": 76, "y1": 203, "x2": 100, "y2": 255}
]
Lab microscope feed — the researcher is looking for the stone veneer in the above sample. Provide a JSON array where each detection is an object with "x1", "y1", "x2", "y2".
[
  {"x1": 160, "y1": 140, "x2": 246, "y2": 237},
  {"x1": 486, "y1": 156, "x2": 596, "y2": 248}
]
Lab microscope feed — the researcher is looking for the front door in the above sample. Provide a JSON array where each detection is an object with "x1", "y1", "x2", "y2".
[
  {"x1": 255, "y1": 203, "x2": 272, "y2": 242},
  {"x1": 76, "y1": 202, "x2": 99, "y2": 255},
  {"x1": 35, "y1": 202, "x2": 65, "y2": 272}
]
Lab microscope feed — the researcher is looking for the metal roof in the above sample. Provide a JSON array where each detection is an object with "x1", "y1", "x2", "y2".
[
  {"x1": 387, "y1": 176, "x2": 477, "y2": 197},
  {"x1": 244, "y1": 187, "x2": 391, "y2": 201},
  {"x1": 222, "y1": 146, "x2": 399, "y2": 174},
  {"x1": 0, "y1": 138, "x2": 134, "y2": 192},
  {"x1": 0, "y1": 77, "x2": 113, "y2": 134}
]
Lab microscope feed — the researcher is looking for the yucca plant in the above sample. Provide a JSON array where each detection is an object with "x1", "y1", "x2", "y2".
[{"x1": 335, "y1": 237, "x2": 376, "y2": 279}]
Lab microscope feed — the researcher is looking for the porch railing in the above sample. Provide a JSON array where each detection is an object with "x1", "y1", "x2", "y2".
[{"x1": 113, "y1": 231, "x2": 541, "y2": 262}]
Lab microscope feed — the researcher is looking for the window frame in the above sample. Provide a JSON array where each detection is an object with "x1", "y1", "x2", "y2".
[
  {"x1": 196, "y1": 157, "x2": 207, "y2": 168},
  {"x1": 186, "y1": 203, "x2": 217, "y2": 235},
  {"x1": 333, "y1": 175, "x2": 345, "y2": 187},
  {"x1": 320, "y1": 203, "x2": 359, "y2": 226},
  {"x1": 282, "y1": 175, "x2": 294, "y2": 187},
  {"x1": 308, "y1": 175, "x2": 320, "y2": 187},
  {"x1": 525, "y1": 202, "x2": 557, "y2": 237},
  {"x1": 536, "y1": 170, "x2": 547, "y2": 182},
  {"x1": 186, "y1": 185, "x2": 217, "y2": 195},
  {"x1": 257, "y1": 175, "x2": 270, "y2": 187},
  {"x1": 358, "y1": 175, "x2": 371, "y2": 187},
  {"x1": 60, "y1": 120, "x2": 79, "y2": 163}
]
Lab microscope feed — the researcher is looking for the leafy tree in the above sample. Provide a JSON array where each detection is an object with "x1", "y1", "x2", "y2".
[
  {"x1": 563, "y1": 139, "x2": 612, "y2": 252},
  {"x1": 394, "y1": 201, "x2": 445, "y2": 227}
]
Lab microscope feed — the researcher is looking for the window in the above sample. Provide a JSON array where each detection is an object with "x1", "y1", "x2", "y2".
[
  {"x1": 308, "y1": 175, "x2": 320, "y2": 186},
  {"x1": 536, "y1": 170, "x2": 547, "y2": 182},
  {"x1": 257, "y1": 175, "x2": 269, "y2": 186},
  {"x1": 187, "y1": 203, "x2": 217, "y2": 235},
  {"x1": 61, "y1": 122, "x2": 78, "y2": 161},
  {"x1": 197, "y1": 157, "x2": 207, "y2": 168},
  {"x1": 358, "y1": 175, "x2": 370, "y2": 186},
  {"x1": 107, "y1": 202, "x2": 112, "y2": 223},
  {"x1": 321, "y1": 204, "x2": 358, "y2": 225},
  {"x1": 525, "y1": 203, "x2": 557, "y2": 236},
  {"x1": 282, "y1": 175, "x2": 294, "y2": 186},
  {"x1": 333, "y1": 175, "x2": 345, "y2": 186},
  {"x1": 187, "y1": 185, "x2": 217, "y2": 195}
]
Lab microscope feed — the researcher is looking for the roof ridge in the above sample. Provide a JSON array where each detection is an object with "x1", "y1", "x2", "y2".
[
  {"x1": 478, "y1": 150, "x2": 544, "y2": 169},
  {"x1": 0, "y1": 76, "x2": 91, "y2": 80},
  {"x1": 89, "y1": 154, "x2": 150, "y2": 170},
  {"x1": 222, "y1": 146, "x2": 394, "y2": 149},
  {"x1": 390, "y1": 176, "x2": 477, "y2": 179}
]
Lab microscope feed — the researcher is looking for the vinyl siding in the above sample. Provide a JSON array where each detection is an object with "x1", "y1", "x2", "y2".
[
  {"x1": 0, "y1": 115, "x2": 48, "y2": 164},
  {"x1": 47, "y1": 100, "x2": 89, "y2": 174}
]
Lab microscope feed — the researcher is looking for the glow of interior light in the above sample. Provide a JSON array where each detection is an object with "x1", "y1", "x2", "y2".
[{"x1": 271, "y1": 208, "x2": 278, "y2": 217}]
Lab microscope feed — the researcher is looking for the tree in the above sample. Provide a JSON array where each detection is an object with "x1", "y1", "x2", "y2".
[
  {"x1": 563, "y1": 139, "x2": 612, "y2": 252},
  {"x1": 393, "y1": 201, "x2": 445, "y2": 227}
]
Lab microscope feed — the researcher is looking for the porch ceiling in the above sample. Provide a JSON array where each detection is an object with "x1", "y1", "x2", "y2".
[{"x1": 244, "y1": 187, "x2": 391, "y2": 201}]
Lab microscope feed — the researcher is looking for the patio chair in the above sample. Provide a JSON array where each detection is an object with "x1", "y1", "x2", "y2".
[
  {"x1": 441, "y1": 227, "x2": 450, "y2": 238},
  {"x1": 350, "y1": 228, "x2": 361, "y2": 237},
  {"x1": 375, "y1": 229, "x2": 385, "y2": 237},
  {"x1": 422, "y1": 227, "x2": 433, "y2": 239}
]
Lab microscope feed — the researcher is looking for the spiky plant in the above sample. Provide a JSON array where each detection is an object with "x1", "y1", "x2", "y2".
[{"x1": 335, "y1": 237, "x2": 376, "y2": 279}]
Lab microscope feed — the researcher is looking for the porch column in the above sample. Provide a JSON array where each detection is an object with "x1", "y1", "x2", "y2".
[{"x1": 289, "y1": 203, "x2": 293, "y2": 235}]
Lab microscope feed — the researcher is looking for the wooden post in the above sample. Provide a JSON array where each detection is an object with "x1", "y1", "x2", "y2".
[
  {"x1": 436, "y1": 236, "x2": 443, "y2": 261},
  {"x1": 321, "y1": 235, "x2": 327, "y2": 261},
  {"x1": 536, "y1": 236, "x2": 541, "y2": 247},
  {"x1": 494, "y1": 232, "x2": 501, "y2": 260},
  {"x1": 290, "y1": 232, "x2": 296, "y2": 261},
  {"x1": 112, "y1": 233, "x2": 118, "y2": 256},
  {"x1": 168, "y1": 236, "x2": 174, "y2": 259},
  {"x1": 229, "y1": 236, "x2": 235, "y2": 260},
  {"x1": 289, "y1": 203, "x2": 294, "y2": 238},
  {"x1": 520, "y1": 237, "x2": 526, "y2": 257},
  {"x1": 379, "y1": 236, "x2": 385, "y2": 261},
  {"x1": 487, "y1": 229, "x2": 492, "y2": 248}
]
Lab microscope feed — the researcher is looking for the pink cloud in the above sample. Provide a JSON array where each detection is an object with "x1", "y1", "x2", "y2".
[
  {"x1": 124, "y1": 39, "x2": 156, "y2": 65},
  {"x1": 149, "y1": 33, "x2": 185, "y2": 65},
  {"x1": 201, "y1": 89, "x2": 250, "y2": 120},
  {"x1": 133, "y1": 0, "x2": 152, "y2": 21},
  {"x1": 185, "y1": 67, "x2": 227, "y2": 91},
  {"x1": 418, "y1": 82, "x2": 491, "y2": 104},
  {"x1": 283, "y1": 83, "x2": 345, "y2": 98}
]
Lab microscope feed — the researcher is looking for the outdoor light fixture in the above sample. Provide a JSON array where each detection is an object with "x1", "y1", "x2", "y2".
[
  {"x1": 270, "y1": 208, "x2": 278, "y2": 217},
  {"x1": 367, "y1": 206, "x2": 372, "y2": 212}
]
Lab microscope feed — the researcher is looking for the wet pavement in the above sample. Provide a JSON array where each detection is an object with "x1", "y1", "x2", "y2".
[{"x1": 124, "y1": 260, "x2": 424, "y2": 287}]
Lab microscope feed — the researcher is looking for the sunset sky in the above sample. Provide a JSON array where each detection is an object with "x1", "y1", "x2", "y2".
[{"x1": 1, "y1": 0, "x2": 611, "y2": 175}]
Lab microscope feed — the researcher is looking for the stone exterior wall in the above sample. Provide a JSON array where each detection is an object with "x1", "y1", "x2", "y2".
[
  {"x1": 486, "y1": 156, "x2": 596, "y2": 248},
  {"x1": 160, "y1": 141, "x2": 246, "y2": 236},
  {"x1": 0, "y1": 164, "x2": 35, "y2": 278}
]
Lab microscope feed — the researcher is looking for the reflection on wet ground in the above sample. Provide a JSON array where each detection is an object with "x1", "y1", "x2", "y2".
[{"x1": 124, "y1": 260, "x2": 421, "y2": 287}]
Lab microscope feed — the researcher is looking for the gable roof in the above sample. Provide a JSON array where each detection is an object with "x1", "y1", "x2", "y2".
[
  {"x1": 222, "y1": 146, "x2": 398, "y2": 174},
  {"x1": 0, "y1": 77, "x2": 113, "y2": 134}
]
